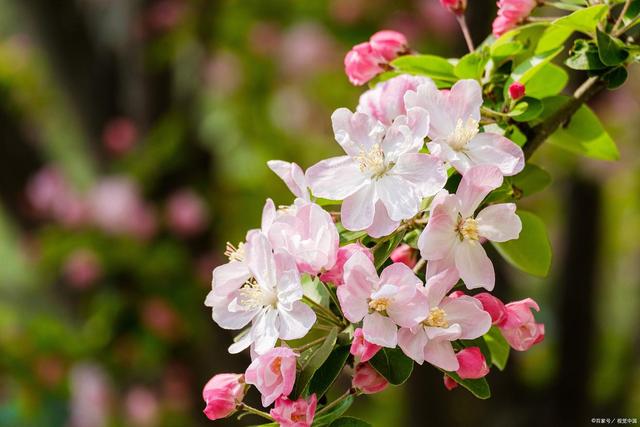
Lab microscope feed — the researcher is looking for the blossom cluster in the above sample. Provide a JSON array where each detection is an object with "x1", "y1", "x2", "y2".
[{"x1": 202, "y1": 36, "x2": 545, "y2": 424}]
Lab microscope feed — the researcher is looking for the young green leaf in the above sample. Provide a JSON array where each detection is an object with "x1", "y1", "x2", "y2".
[
  {"x1": 492, "y1": 210, "x2": 552, "y2": 277},
  {"x1": 330, "y1": 417, "x2": 373, "y2": 427},
  {"x1": 547, "y1": 104, "x2": 619, "y2": 160},
  {"x1": 596, "y1": 28, "x2": 629, "y2": 66},
  {"x1": 510, "y1": 163, "x2": 552, "y2": 197},
  {"x1": 454, "y1": 49, "x2": 490, "y2": 80},
  {"x1": 603, "y1": 66, "x2": 628, "y2": 89},
  {"x1": 369, "y1": 347, "x2": 414, "y2": 385},
  {"x1": 307, "y1": 345, "x2": 351, "y2": 399},
  {"x1": 510, "y1": 97, "x2": 543, "y2": 122},
  {"x1": 536, "y1": 5, "x2": 609, "y2": 54},
  {"x1": 483, "y1": 326, "x2": 510, "y2": 370},
  {"x1": 523, "y1": 63, "x2": 569, "y2": 98},
  {"x1": 312, "y1": 396, "x2": 354, "y2": 427},
  {"x1": 505, "y1": 47, "x2": 563, "y2": 97},
  {"x1": 373, "y1": 231, "x2": 406, "y2": 269},
  {"x1": 293, "y1": 327, "x2": 339, "y2": 398},
  {"x1": 442, "y1": 370, "x2": 491, "y2": 399},
  {"x1": 390, "y1": 55, "x2": 457, "y2": 82}
]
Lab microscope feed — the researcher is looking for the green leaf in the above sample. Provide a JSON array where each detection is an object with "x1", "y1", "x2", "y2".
[
  {"x1": 373, "y1": 231, "x2": 406, "y2": 269},
  {"x1": 492, "y1": 210, "x2": 552, "y2": 277},
  {"x1": 442, "y1": 370, "x2": 491, "y2": 399},
  {"x1": 307, "y1": 345, "x2": 351, "y2": 399},
  {"x1": 369, "y1": 347, "x2": 414, "y2": 385},
  {"x1": 403, "y1": 229, "x2": 421, "y2": 249},
  {"x1": 302, "y1": 275, "x2": 331, "y2": 307},
  {"x1": 510, "y1": 97, "x2": 543, "y2": 122},
  {"x1": 511, "y1": 163, "x2": 552, "y2": 197},
  {"x1": 536, "y1": 5, "x2": 609, "y2": 53},
  {"x1": 337, "y1": 223, "x2": 367, "y2": 244},
  {"x1": 483, "y1": 327, "x2": 510, "y2": 370},
  {"x1": 491, "y1": 23, "x2": 549, "y2": 63},
  {"x1": 547, "y1": 104, "x2": 619, "y2": 160},
  {"x1": 505, "y1": 47, "x2": 563, "y2": 97},
  {"x1": 391, "y1": 55, "x2": 456, "y2": 82},
  {"x1": 316, "y1": 198, "x2": 341, "y2": 207},
  {"x1": 330, "y1": 417, "x2": 372, "y2": 427},
  {"x1": 565, "y1": 39, "x2": 607, "y2": 70},
  {"x1": 596, "y1": 28, "x2": 629, "y2": 66},
  {"x1": 523, "y1": 63, "x2": 569, "y2": 98},
  {"x1": 294, "y1": 327, "x2": 339, "y2": 398},
  {"x1": 312, "y1": 396, "x2": 354, "y2": 427},
  {"x1": 454, "y1": 49, "x2": 490, "y2": 80},
  {"x1": 603, "y1": 66, "x2": 628, "y2": 89}
]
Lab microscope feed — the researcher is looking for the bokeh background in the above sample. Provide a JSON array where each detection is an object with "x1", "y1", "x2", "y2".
[{"x1": 0, "y1": 0, "x2": 639, "y2": 426}]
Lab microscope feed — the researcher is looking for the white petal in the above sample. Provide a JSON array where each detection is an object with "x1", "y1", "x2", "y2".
[
  {"x1": 466, "y1": 133, "x2": 525, "y2": 176},
  {"x1": 398, "y1": 327, "x2": 428, "y2": 364},
  {"x1": 267, "y1": 160, "x2": 310, "y2": 200},
  {"x1": 423, "y1": 339, "x2": 459, "y2": 371},
  {"x1": 363, "y1": 312, "x2": 398, "y2": 348},
  {"x1": 456, "y1": 165, "x2": 504, "y2": 217},
  {"x1": 245, "y1": 233, "x2": 277, "y2": 290},
  {"x1": 277, "y1": 301, "x2": 316, "y2": 340},
  {"x1": 376, "y1": 175, "x2": 420, "y2": 222},
  {"x1": 209, "y1": 261, "x2": 251, "y2": 298},
  {"x1": 476, "y1": 203, "x2": 522, "y2": 242},
  {"x1": 306, "y1": 156, "x2": 367, "y2": 200},
  {"x1": 228, "y1": 330, "x2": 253, "y2": 354},
  {"x1": 393, "y1": 153, "x2": 447, "y2": 197},
  {"x1": 250, "y1": 309, "x2": 280, "y2": 355},
  {"x1": 441, "y1": 297, "x2": 492, "y2": 339},
  {"x1": 454, "y1": 241, "x2": 495, "y2": 291},
  {"x1": 448, "y1": 79, "x2": 483, "y2": 124},
  {"x1": 332, "y1": 108, "x2": 385, "y2": 156},
  {"x1": 366, "y1": 201, "x2": 400, "y2": 238},
  {"x1": 341, "y1": 184, "x2": 376, "y2": 231}
]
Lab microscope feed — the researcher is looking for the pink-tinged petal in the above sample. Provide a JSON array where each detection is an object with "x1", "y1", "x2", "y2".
[
  {"x1": 306, "y1": 156, "x2": 367, "y2": 200},
  {"x1": 320, "y1": 243, "x2": 372, "y2": 286},
  {"x1": 366, "y1": 200, "x2": 400, "y2": 238},
  {"x1": 390, "y1": 244, "x2": 418, "y2": 268},
  {"x1": 341, "y1": 184, "x2": 376, "y2": 231},
  {"x1": 251, "y1": 309, "x2": 280, "y2": 355},
  {"x1": 350, "y1": 328, "x2": 382, "y2": 362},
  {"x1": 424, "y1": 266, "x2": 459, "y2": 308},
  {"x1": 202, "y1": 373, "x2": 245, "y2": 420},
  {"x1": 363, "y1": 312, "x2": 398, "y2": 348},
  {"x1": 277, "y1": 301, "x2": 316, "y2": 340},
  {"x1": 454, "y1": 241, "x2": 495, "y2": 291},
  {"x1": 209, "y1": 261, "x2": 251, "y2": 298},
  {"x1": 388, "y1": 285, "x2": 428, "y2": 328},
  {"x1": 228, "y1": 330, "x2": 253, "y2": 354},
  {"x1": 425, "y1": 258, "x2": 460, "y2": 291},
  {"x1": 379, "y1": 262, "x2": 422, "y2": 302},
  {"x1": 245, "y1": 233, "x2": 277, "y2": 290},
  {"x1": 398, "y1": 327, "x2": 428, "y2": 364},
  {"x1": 358, "y1": 75, "x2": 431, "y2": 126},
  {"x1": 456, "y1": 347, "x2": 490, "y2": 379},
  {"x1": 404, "y1": 80, "x2": 454, "y2": 140},
  {"x1": 443, "y1": 375, "x2": 459, "y2": 390},
  {"x1": 331, "y1": 108, "x2": 385, "y2": 156},
  {"x1": 352, "y1": 362, "x2": 389, "y2": 394},
  {"x1": 380, "y1": 108, "x2": 430, "y2": 159},
  {"x1": 447, "y1": 79, "x2": 483, "y2": 123},
  {"x1": 440, "y1": 296, "x2": 492, "y2": 339},
  {"x1": 425, "y1": 323, "x2": 462, "y2": 341},
  {"x1": 418, "y1": 197, "x2": 459, "y2": 260},
  {"x1": 476, "y1": 203, "x2": 522, "y2": 242},
  {"x1": 212, "y1": 296, "x2": 259, "y2": 330},
  {"x1": 369, "y1": 30, "x2": 408, "y2": 61},
  {"x1": 466, "y1": 133, "x2": 525, "y2": 176},
  {"x1": 376, "y1": 175, "x2": 420, "y2": 222},
  {"x1": 339, "y1": 252, "x2": 379, "y2": 322},
  {"x1": 261, "y1": 199, "x2": 277, "y2": 234},
  {"x1": 456, "y1": 165, "x2": 504, "y2": 217},
  {"x1": 393, "y1": 153, "x2": 447, "y2": 197},
  {"x1": 474, "y1": 292, "x2": 508, "y2": 326},
  {"x1": 426, "y1": 139, "x2": 473, "y2": 175},
  {"x1": 267, "y1": 160, "x2": 310, "y2": 200},
  {"x1": 423, "y1": 339, "x2": 459, "y2": 371}
]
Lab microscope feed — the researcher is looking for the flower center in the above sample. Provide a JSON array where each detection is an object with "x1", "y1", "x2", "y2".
[
  {"x1": 368, "y1": 297, "x2": 390, "y2": 312},
  {"x1": 271, "y1": 356, "x2": 282, "y2": 373},
  {"x1": 238, "y1": 280, "x2": 277, "y2": 310},
  {"x1": 224, "y1": 241, "x2": 245, "y2": 262},
  {"x1": 291, "y1": 413, "x2": 307, "y2": 423},
  {"x1": 447, "y1": 118, "x2": 479, "y2": 151},
  {"x1": 356, "y1": 143, "x2": 392, "y2": 178},
  {"x1": 423, "y1": 307, "x2": 449, "y2": 328},
  {"x1": 457, "y1": 217, "x2": 479, "y2": 241}
]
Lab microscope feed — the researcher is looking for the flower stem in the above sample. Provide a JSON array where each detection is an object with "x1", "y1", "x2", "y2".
[
  {"x1": 413, "y1": 258, "x2": 426, "y2": 274},
  {"x1": 614, "y1": 0, "x2": 632, "y2": 34},
  {"x1": 456, "y1": 15, "x2": 475, "y2": 52},
  {"x1": 315, "y1": 389, "x2": 357, "y2": 416},
  {"x1": 320, "y1": 280, "x2": 346, "y2": 320},
  {"x1": 303, "y1": 296, "x2": 343, "y2": 327},
  {"x1": 239, "y1": 403, "x2": 274, "y2": 421},
  {"x1": 292, "y1": 336, "x2": 327, "y2": 352},
  {"x1": 615, "y1": 15, "x2": 640, "y2": 36}
]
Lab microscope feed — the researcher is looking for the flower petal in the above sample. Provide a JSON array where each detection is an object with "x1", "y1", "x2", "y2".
[
  {"x1": 454, "y1": 241, "x2": 495, "y2": 291},
  {"x1": 418, "y1": 197, "x2": 459, "y2": 260},
  {"x1": 466, "y1": 133, "x2": 525, "y2": 176},
  {"x1": 341, "y1": 184, "x2": 377, "y2": 231},
  {"x1": 246, "y1": 232, "x2": 277, "y2": 290},
  {"x1": 388, "y1": 286, "x2": 428, "y2": 328},
  {"x1": 332, "y1": 108, "x2": 385, "y2": 156},
  {"x1": 447, "y1": 79, "x2": 483, "y2": 124},
  {"x1": 393, "y1": 153, "x2": 447, "y2": 197},
  {"x1": 363, "y1": 312, "x2": 398, "y2": 348},
  {"x1": 376, "y1": 175, "x2": 420, "y2": 222},
  {"x1": 456, "y1": 165, "x2": 504, "y2": 217},
  {"x1": 423, "y1": 339, "x2": 459, "y2": 371},
  {"x1": 339, "y1": 251, "x2": 379, "y2": 322},
  {"x1": 277, "y1": 301, "x2": 316, "y2": 340},
  {"x1": 251, "y1": 309, "x2": 280, "y2": 355},
  {"x1": 267, "y1": 160, "x2": 310, "y2": 200},
  {"x1": 306, "y1": 156, "x2": 367, "y2": 200},
  {"x1": 440, "y1": 296, "x2": 492, "y2": 339},
  {"x1": 475, "y1": 203, "x2": 522, "y2": 242},
  {"x1": 398, "y1": 327, "x2": 428, "y2": 364},
  {"x1": 366, "y1": 200, "x2": 400, "y2": 238}
]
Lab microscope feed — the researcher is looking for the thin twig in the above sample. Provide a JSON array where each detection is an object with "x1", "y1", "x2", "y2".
[
  {"x1": 315, "y1": 389, "x2": 356, "y2": 416},
  {"x1": 413, "y1": 258, "x2": 426, "y2": 274},
  {"x1": 615, "y1": 16, "x2": 640, "y2": 36},
  {"x1": 292, "y1": 336, "x2": 326, "y2": 353},
  {"x1": 614, "y1": 0, "x2": 632, "y2": 34},
  {"x1": 456, "y1": 15, "x2": 475, "y2": 52}
]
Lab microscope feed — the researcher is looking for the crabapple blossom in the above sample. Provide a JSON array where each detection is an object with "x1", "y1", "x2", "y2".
[
  {"x1": 455, "y1": 347, "x2": 490, "y2": 379},
  {"x1": 204, "y1": 232, "x2": 315, "y2": 355},
  {"x1": 245, "y1": 347, "x2": 297, "y2": 407},
  {"x1": 307, "y1": 107, "x2": 446, "y2": 237},
  {"x1": 492, "y1": 0, "x2": 538, "y2": 37},
  {"x1": 418, "y1": 165, "x2": 522, "y2": 290},
  {"x1": 344, "y1": 31, "x2": 408, "y2": 86},
  {"x1": 500, "y1": 298, "x2": 545, "y2": 351},
  {"x1": 390, "y1": 243, "x2": 418, "y2": 268},
  {"x1": 352, "y1": 362, "x2": 389, "y2": 394},
  {"x1": 369, "y1": 30, "x2": 408, "y2": 62},
  {"x1": 474, "y1": 292, "x2": 509, "y2": 325},
  {"x1": 267, "y1": 160, "x2": 310, "y2": 201},
  {"x1": 440, "y1": 0, "x2": 466, "y2": 15},
  {"x1": 202, "y1": 374, "x2": 245, "y2": 420},
  {"x1": 320, "y1": 243, "x2": 373, "y2": 286},
  {"x1": 270, "y1": 395, "x2": 318, "y2": 427},
  {"x1": 404, "y1": 79, "x2": 524, "y2": 176},
  {"x1": 350, "y1": 327, "x2": 382, "y2": 362},
  {"x1": 338, "y1": 251, "x2": 428, "y2": 347},
  {"x1": 508, "y1": 82, "x2": 526, "y2": 100},
  {"x1": 397, "y1": 268, "x2": 491, "y2": 370}
]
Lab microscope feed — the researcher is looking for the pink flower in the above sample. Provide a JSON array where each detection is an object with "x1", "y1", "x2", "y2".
[
  {"x1": 245, "y1": 347, "x2": 298, "y2": 407},
  {"x1": 508, "y1": 82, "x2": 526, "y2": 100},
  {"x1": 398, "y1": 268, "x2": 491, "y2": 370},
  {"x1": 270, "y1": 395, "x2": 318, "y2": 427},
  {"x1": 262, "y1": 198, "x2": 339, "y2": 275},
  {"x1": 455, "y1": 347, "x2": 490, "y2": 379},
  {"x1": 418, "y1": 165, "x2": 522, "y2": 290},
  {"x1": 390, "y1": 243, "x2": 418, "y2": 268},
  {"x1": 338, "y1": 252, "x2": 428, "y2": 347},
  {"x1": 344, "y1": 31, "x2": 408, "y2": 86},
  {"x1": 439, "y1": 0, "x2": 466, "y2": 15},
  {"x1": 204, "y1": 232, "x2": 316, "y2": 355},
  {"x1": 405, "y1": 79, "x2": 524, "y2": 176},
  {"x1": 500, "y1": 298, "x2": 545, "y2": 351},
  {"x1": 165, "y1": 189, "x2": 208, "y2": 237},
  {"x1": 307, "y1": 108, "x2": 446, "y2": 238},
  {"x1": 202, "y1": 373, "x2": 245, "y2": 420},
  {"x1": 26, "y1": 167, "x2": 87, "y2": 226},
  {"x1": 102, "y1": 118, "x2": 138, "y2": 155},
  {"x1": 352, "y1": 363, "x2": 389, "y2": 394},
  {"x1": 64, "y1": 250, "x2": 102, "y2": 289},
  {"x1": 320, "y1": 243, "x2": 373, "y2": 286},
  {"x1": 443, "y1": 374, "x2": 458, "y2": 390},
  {"x1": 492, "y1": 0, "x2": 538, "y2": 37},
  {"x1": 474, "y1": 292, "x2": 508, "y2": 325},
  {"x1": 125, "y1": 386, "x2": 158, "y2": 426},
  {"x1": 268, "y1": 160, "x2": 310, "y2": 200},
  {"x1": 357, "y1": 74, "x2": 430, "y2": 126},
  {"x1": 350, "y1": 328, "x2": 382, "y2": 362}
]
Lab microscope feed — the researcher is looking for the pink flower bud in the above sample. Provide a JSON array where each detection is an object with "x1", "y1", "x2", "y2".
[
  {"x1": 350, "y1": 328, "x2": 382, "y2": 362},
  {"x1": 499, "y1": 298, "x2": 545, "y2": 351},
  {"x1": 455, "y1": 347, "x2": 490, "y2": 379},
  {"x1": 245, "y1": 347, "x2": 298, "y2": 407},
  {"x1": 443, "y1": 374, "x2": 459, "y2": 390},
  {"x1": 474, "y1": 292, "x2": 508, "y2": 326},
  {"x1": 390, "y1": 243, "x2": 418, "y2": 268},
  {"x1": 202, "y1": 373, "x2": 245, "y2": 420},
  {"x1": 344, "y1": 42, "x2": 384, "y2": 86},
  {"x1": 352, "y1": 363, "x2": 388, "y2": 394},
  {"x1": 439, "y1": 0, "x2": 466, "y2": 15},
  {"x1": 320, "y1": 243, "x2": 373, "y2": 286},
  {"x1": 509, "y1": 82, "x2": 526, "y2": 100},
  {"x1": 270, "y1": 394, "x2": 317, "y2": 427},
  {"x1": 369, "y1": 30, "x2": 408, "y2": 62}
]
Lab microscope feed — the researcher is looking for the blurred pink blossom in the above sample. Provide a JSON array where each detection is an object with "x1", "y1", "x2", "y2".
[
  {"x1": 419, "y1": 1, "x2": 458, "y2": 37},
  {"x1": 125, "y1": 387, "x2": 159, "y2": 427},
  {"x1": 102, "y1": 117, "x2": 138, "y2": 155},
  {"x1": 439, "y1": 0, "x2": 466, "y2": 15},
  {"x1": 146, "y1": 0, "x2": 186, "y2": 33},
  {"x1": 64, "y1": 249, "x2": 102, "y2": 289},
  {"x1": 141, "y1": 298, "x2": 181, "y2": 341},
  {"x1": 329, "y1": 0, "x2": 366, "y2": 24},
  {"x1": 165, "y1": 189, "x2": 208, "y2": 237},
  {"x1": 279, "y1": 23, "x2": 338, "y2": 77},
  {"x1": 203, "y1": 51, "x2": 244, "y2": 95},
  {"x1": 26, "y1": 167, "x2": 87, "y2": 227},
  {"x1": 248, "y1": 22, "x2": 282, "y2": 57},
  {"x1": 69, "y1": 363, "x2": 113, "y2": 427}
]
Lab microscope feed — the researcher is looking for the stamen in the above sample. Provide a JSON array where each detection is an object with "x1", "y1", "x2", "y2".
[
  {"x1": 356, "y1": 143, "x2": 390, "y2": 178},
  {"x1": 447, "y1": 118, "x2": 479, "y2": 151},
  {"x1": 224, "y1": 242, "x2": 245, "y2": 262},
  {"x1": 369, "y1": 297, "x2": 390, "y2": 312},
  {"x1": 423, "y1": 307, "x2": 449, "y2": 328},
  {"x1": 457, "y1": 217, "x2": 479, "y2": 241},
  {"x1": 238, "y1": 279, "x2": 277, "y2": 310}
]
